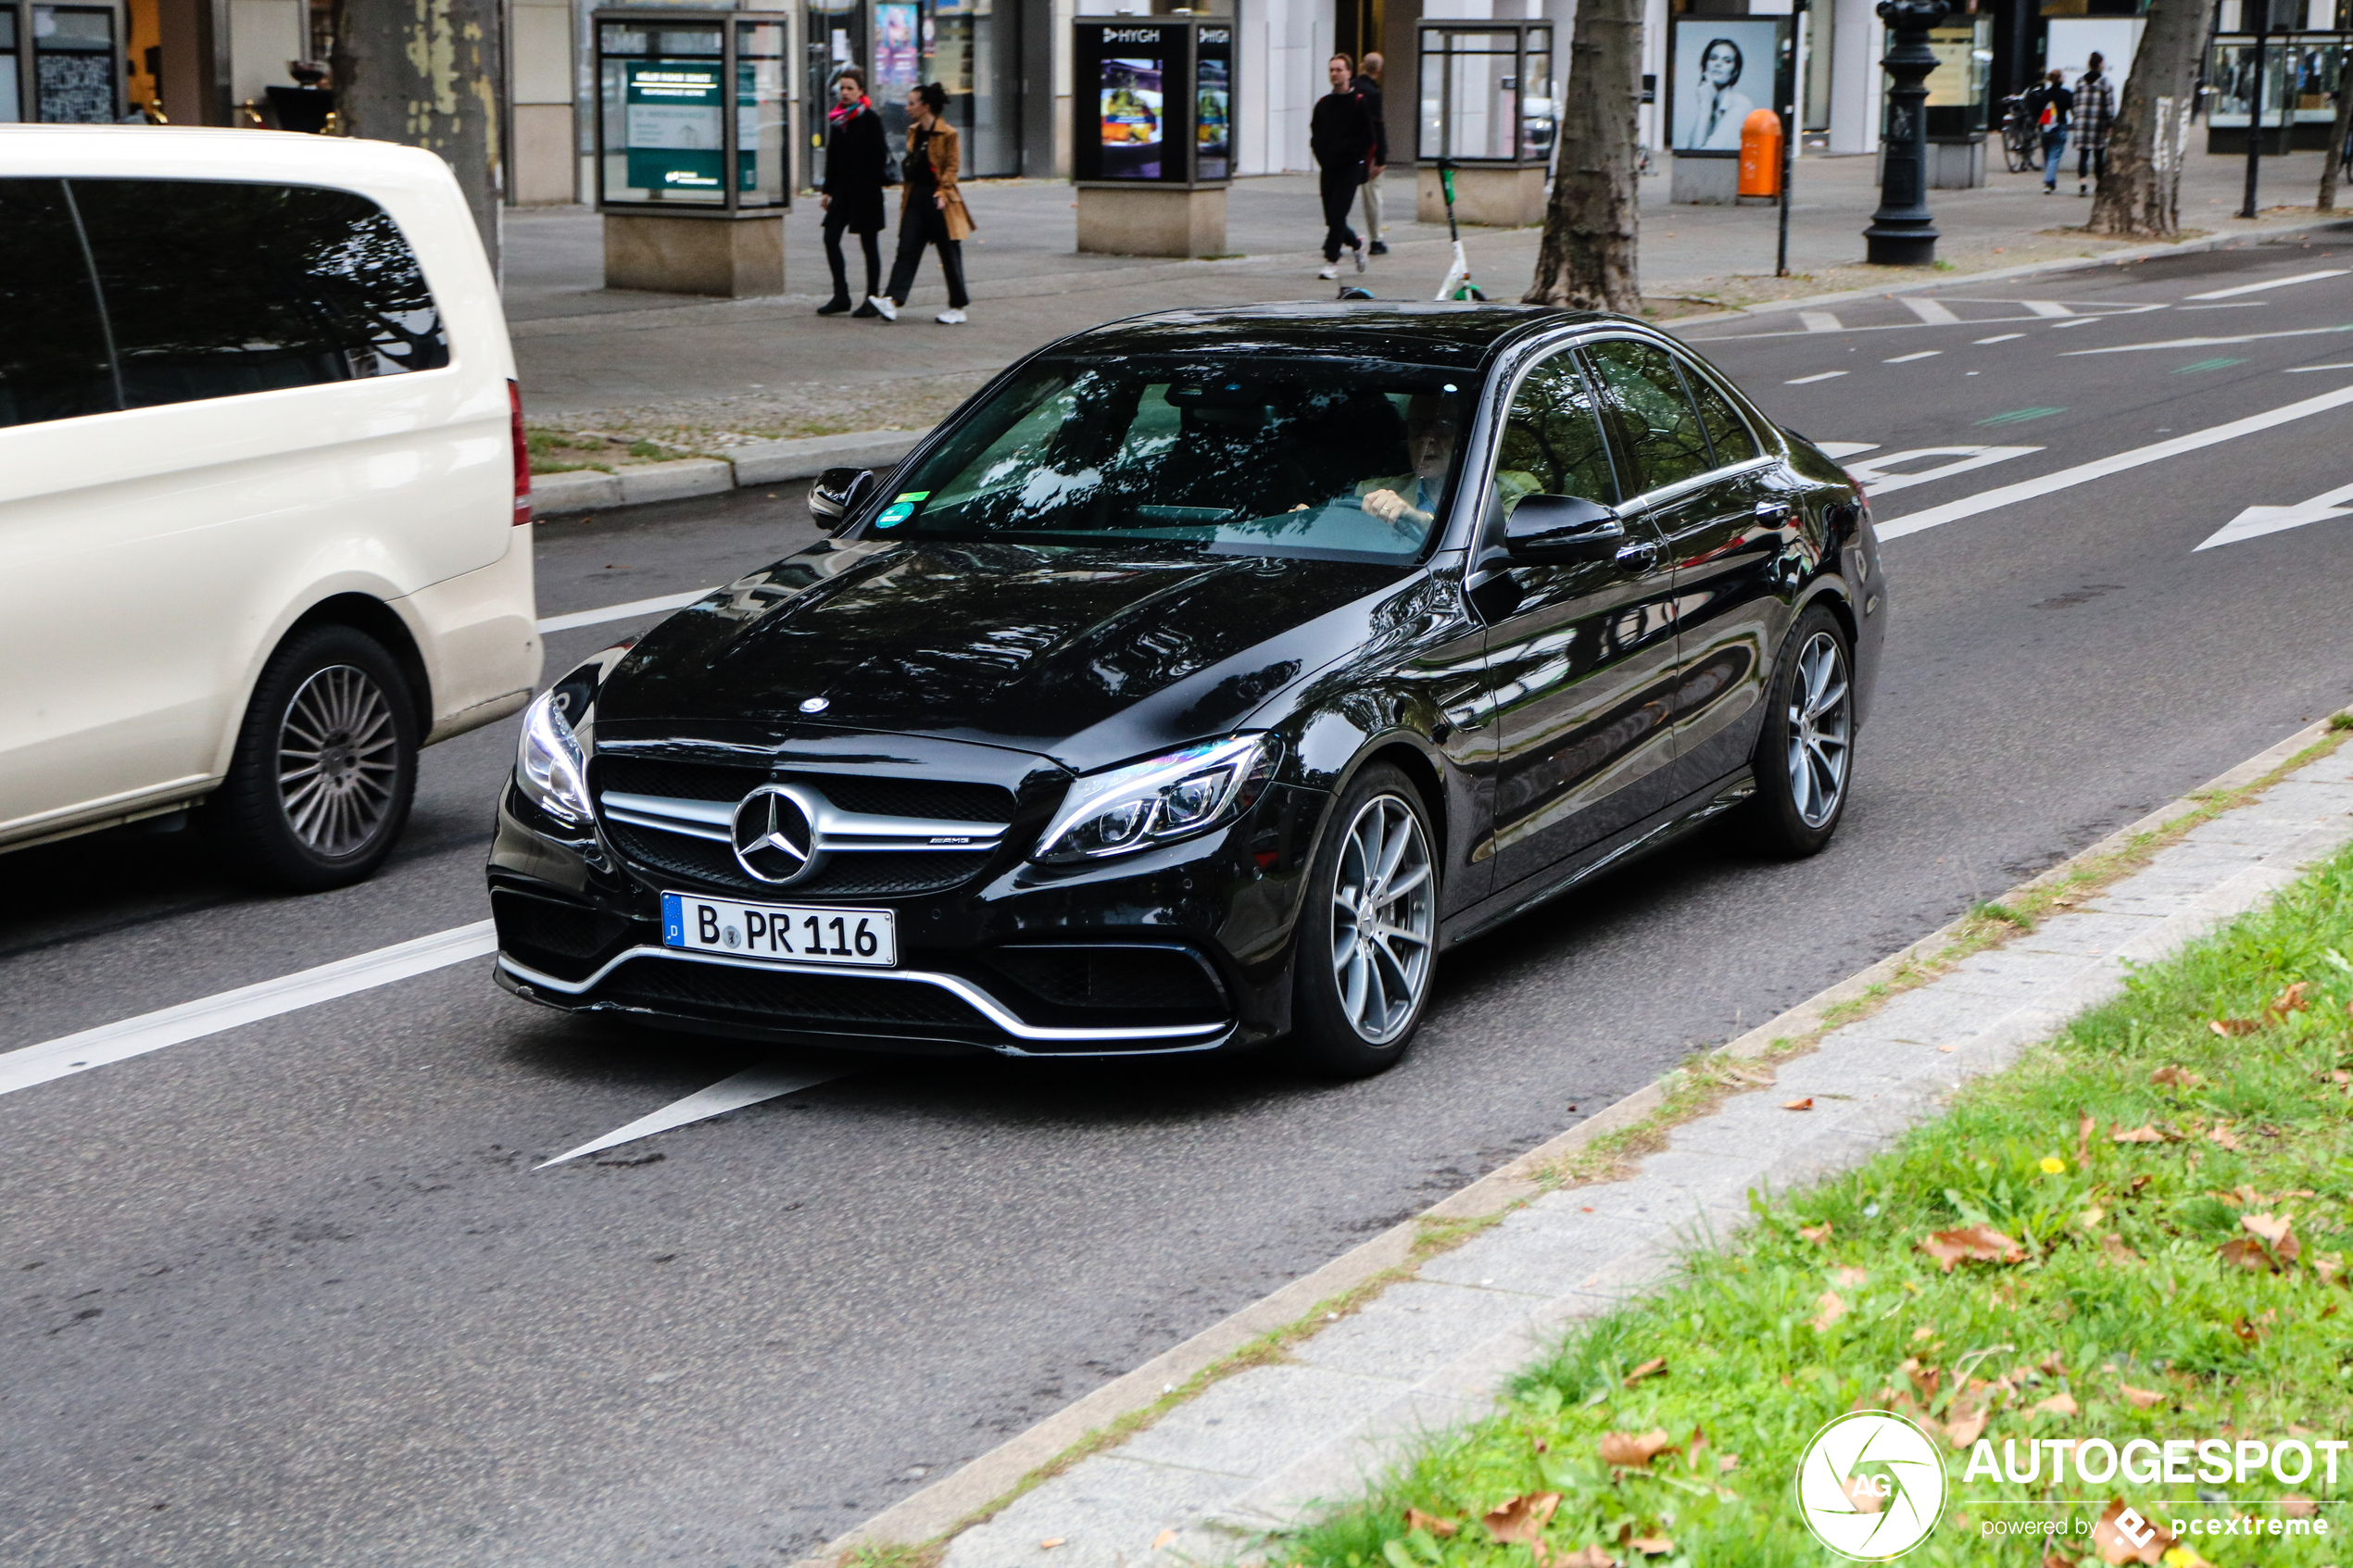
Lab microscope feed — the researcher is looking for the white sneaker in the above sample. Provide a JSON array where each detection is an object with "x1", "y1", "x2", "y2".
[
  {"x1": 1317, "y1": 264, "x2": 1340, "y2": 280},
  {"x1": 868, "y1": 295, "x2": 898, "y2": 321},
  {"x1": 936, "y1": 307, "x2": 967, "y2": 324}
]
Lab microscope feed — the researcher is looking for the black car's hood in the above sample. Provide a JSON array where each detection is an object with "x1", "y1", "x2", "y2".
[{"x1": 593, "y1": 539, "x2": 1408, "y2": 765}]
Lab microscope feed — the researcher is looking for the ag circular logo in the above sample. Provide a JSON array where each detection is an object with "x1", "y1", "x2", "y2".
[{"x1": 1793, "y1": 1410, "x2": 1946, "y2": 1560}]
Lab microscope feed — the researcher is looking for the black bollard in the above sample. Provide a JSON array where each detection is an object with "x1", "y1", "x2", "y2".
[{"x1": 1863, "y1": 0, "x2": 1950, "y2": 266}]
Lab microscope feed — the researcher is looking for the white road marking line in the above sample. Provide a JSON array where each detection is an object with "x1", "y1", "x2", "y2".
[
  {"x1": 1800, "y1": 311, "x2": 1843, "y2": 332},
  {"x1": 2023, "y1": 301, "x2": 2075, "y2": 317},
  {"x1": 1843, "y1": 445, "x2": 2043, "y2": 495},
  {"x1": 2061, "y1": 323, "x2": 2353, "y2": 357},
  {"x1": 1786, "y1": 370, "x2": 1849, "y2": 384},
  {"x1": 2186, "y1": 268, "x2": 2351, "y2": 300},
  {"x1": 1884, "y1": 351, "x2": 1942, "y2": 363},
  {"x1": 2195, "y1": 479, "x2": 2353, "y2": 551},
  {"x1": 1902, "y1": 297, "x2": 1960, "y2": 325},
  {"x1": 2048, "y1": 318, "x2": 2097, "y2": 329},
  {"x1": 1974, "y1": 332, "x2": 2026, "y2": 345},
  {"x1": 2284, "y1": 362, "x2": 2353, "y2": 372},
  {"x1": 1815, "y1": 441, "x2": 1881, "y2": 458},
  {"x1": 537, "y1": 589, "x2": 713, "y2": 634},
  {"x1": 538, "y1": 1061, "x2": 856, "y2": 1167},
  {"x1": 0, "y1": 922, "x2": 497, "y2": 1099},
  {"x1": 1876, "y1": 383, "x2": 2353, "y2": 542},
  {"x1": 2181, "y1": 301, "x2": 2271, "y2": 309}
]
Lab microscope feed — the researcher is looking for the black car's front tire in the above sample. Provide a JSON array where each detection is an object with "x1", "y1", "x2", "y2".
[
  {"x1": 1287, "y1": 763, "x2": 1439, "y2": 1079},
  {"x1": 1741, "y1": 604, "x2": 1855, "y2": 859}
]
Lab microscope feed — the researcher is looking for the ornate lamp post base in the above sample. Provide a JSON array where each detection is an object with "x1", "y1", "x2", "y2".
[{"x1": 1863, "y1": 0, "x2": 1950, "y2": 266}]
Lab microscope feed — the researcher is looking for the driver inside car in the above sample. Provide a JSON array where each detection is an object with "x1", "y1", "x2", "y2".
[{"x1": 1358, "y1": 393, "x2": 1538, "y2": 542}]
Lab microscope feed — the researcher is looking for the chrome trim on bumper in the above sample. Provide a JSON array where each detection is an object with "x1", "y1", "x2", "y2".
[
  {"x1": 496, "y1": 945, "x2": 1228, "y2": 1043},
  {"x1": 599, "y1": 790, "x2": 1012, "y2": 852}
]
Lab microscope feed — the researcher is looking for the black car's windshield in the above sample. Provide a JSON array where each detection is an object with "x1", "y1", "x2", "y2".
[{"x1": 870, "y1": 359, "x2": 1473, "y2": 564}]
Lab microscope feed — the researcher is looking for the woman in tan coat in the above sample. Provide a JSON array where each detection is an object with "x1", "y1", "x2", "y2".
[{"x1": 869, "y1": 82, "x2": 976, "y2": 324}]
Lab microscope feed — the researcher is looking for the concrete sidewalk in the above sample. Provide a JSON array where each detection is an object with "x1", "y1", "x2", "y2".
[
  {"x1": 510, "y1": 147, "x2": 2347, "y2": 448},
  {"x1": 799, "y1": 719, "x2": 2353, "y2": 1568}
]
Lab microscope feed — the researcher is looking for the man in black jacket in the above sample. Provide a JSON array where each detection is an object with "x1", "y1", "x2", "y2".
[
  {"x1": 1353, "y1": 53, "x2": 1389, "y2": 256},
  {"x1": 818, "y1": 68, "x2": 888, "y2": 316},
  {"x1": 1311, "y1": 54, "x2": 1373, "y2": 279}
]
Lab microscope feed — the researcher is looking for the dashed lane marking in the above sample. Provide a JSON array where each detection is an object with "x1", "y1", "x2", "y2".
[
  {"x1": 2284, "y1": 362, "x2": 2353, "y2": 372},
  {"x1": 0, "y1": 922, "x2": 497, "y2": 1099},
  {"x1": 2061, "y1": 323, "x2": 2353, "y2": 357},
  {"x1": 1973, "y1": 333, "x2": 2026, "y2": 345},
  {"x1": 2185, "y1": 269, "x2": 2351, "y2": 301},
  {"x1": 1786, "y1": 370, "x2": 1849, "y2": 384},
  {"x1": 1878, "y1": 383, "x2": 2353, "y2": 542},
  {"x1": 1884, "y1": 351, "x2": 1942, "y2": 363},
  {"x1": 537, "y1": 589, "x2": 713, "y2": 635}
]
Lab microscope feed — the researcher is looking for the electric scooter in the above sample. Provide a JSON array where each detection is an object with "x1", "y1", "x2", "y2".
[{"x1": 1433, "y1": 158, "x2": 1488, "y2": 302}]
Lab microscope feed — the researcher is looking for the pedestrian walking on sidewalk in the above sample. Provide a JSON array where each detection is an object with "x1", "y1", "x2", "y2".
[
  {"x1": 2073, "y1": 52, "x2": 2115, "y2": 196},
  {"x1": 2023, "y1": 68, "x2": 2073, "y2": 193},
  {"x1": 1352, "y1": 53, "x2": 1390, "y2": 256},
  {"x1": 1311, "y1": 54, "x2": 1374, "y2": 280},
  {"x1": 870, "y1": 82, "x2": 975, "y2": 325},
  {"x1": 818, "y1": 69, "x2": 888, "y2": 317}
]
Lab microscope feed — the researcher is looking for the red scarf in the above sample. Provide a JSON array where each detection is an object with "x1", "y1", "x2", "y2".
[{"x1": 829, "y1": 94, "x2": 871, "y2": 124}]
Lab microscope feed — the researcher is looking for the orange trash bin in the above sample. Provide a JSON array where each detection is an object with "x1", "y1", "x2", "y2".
[{"x1": 1739, "y1": 108, "x2": 1783, "y2": 197}]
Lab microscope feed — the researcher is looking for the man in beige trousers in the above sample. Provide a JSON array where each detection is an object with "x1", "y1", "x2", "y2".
[{"x1": 1352, "y1": 53, "x2": 1389, "y2": 255}]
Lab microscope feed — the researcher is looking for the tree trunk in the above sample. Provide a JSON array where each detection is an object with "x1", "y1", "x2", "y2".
[
  {"x1": 2086, "y1": 0, "x2": 2206, "y2": 237},
  {"x1": 333, "y1": 0, "x2": 506, "y2": 267},
  {"x1": 1525, "y1": 0, "x2": 1642, "y2": 311},
  {"x1": 2319, "y1": 68, "x2": 2353, "y2": 210}
]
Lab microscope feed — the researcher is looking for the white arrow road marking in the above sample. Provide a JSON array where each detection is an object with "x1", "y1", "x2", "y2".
[
  {"x1": 0, "y1": 922, "x2": 498, "y2": 1099},
  {"x1": 2061, "y1": 323, "x2": 2353, "y2": 356},
  {"x1": 1843, "y1": 445, "x2": 2042, "y2": 495},
  {"x1": 2194, "y1": 480, "x2": 2353, "y2": 551},
  {"x1": 537, "y1": 1061, "x2": 857, "y2": 1168},
  {"x1": 2284, "y1": 362, "x2": 2353, "y2": 373},
  {"x1": 1877, "y1": 383, "x2": 2353, "y2": 542},
  {"x1": 2186, "y1": 268, "x2": 2351, "y2": 301},
  {"x1": 537, "y1": 588, "x2": 713, "y2": 635}
]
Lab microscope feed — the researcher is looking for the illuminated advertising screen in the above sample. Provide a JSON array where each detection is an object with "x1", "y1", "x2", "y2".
[
  {"x1": 1196, "y1": 28, "x2": 1231, "y2": 181},
  {"x1": 1100, "y1": 56, "x2": 1164, "y2": 178}
]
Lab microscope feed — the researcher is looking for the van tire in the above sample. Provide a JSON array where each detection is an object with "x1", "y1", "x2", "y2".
[{"x1": 207, "y1": 624, "x2": 419, "y2": 891}]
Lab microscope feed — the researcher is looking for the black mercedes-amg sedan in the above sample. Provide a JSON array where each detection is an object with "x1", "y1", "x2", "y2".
[{"x1": 488, "y1": 305, "x2": 1884, "y2": 1077}]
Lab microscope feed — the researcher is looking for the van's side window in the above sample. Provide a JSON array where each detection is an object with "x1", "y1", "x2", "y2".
[
  {"x1": 0, "y1": 180, "x2": 120, "y2": 429},
  {"x1": 70, "y1": 180, "x2": 451, "y2": 409}
]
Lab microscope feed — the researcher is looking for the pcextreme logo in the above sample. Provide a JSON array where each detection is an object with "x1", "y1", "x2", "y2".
[{"x1": 1794, "y1": 1410, "x2": 1949, "y2": 1560}]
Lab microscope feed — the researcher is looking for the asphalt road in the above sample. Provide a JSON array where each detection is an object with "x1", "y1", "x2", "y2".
[{"x1": 6, "y1": 232, "x2": 2353, "y2": 1567}]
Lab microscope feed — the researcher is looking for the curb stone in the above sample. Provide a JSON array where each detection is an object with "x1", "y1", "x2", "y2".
[{"x1": 802, "y1": 711, "x2": 2353, "y2": 1568}]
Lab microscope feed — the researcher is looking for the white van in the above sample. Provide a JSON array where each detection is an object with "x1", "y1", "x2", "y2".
[{"x1": 0, "y1": 128, "x2": 542, "y2": 889}]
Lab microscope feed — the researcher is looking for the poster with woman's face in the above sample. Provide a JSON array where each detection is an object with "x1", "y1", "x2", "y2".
[{"x1": 1670, "y1": 19, "x2": 1781, "y2": 152}]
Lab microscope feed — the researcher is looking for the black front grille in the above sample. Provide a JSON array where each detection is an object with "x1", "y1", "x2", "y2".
[
  {"x1": 600, "y1": 957, "x2": 997, "y2": 1040},
  {"x1": 802, "y1": 775, "x2": 1015, "y2": 823},
  {"x1": 602, "y1": 819, "x2": 993, "y2": 898},
  {"x1": 985, "y1": 947, "x2": 1227, "y2": 1015},
  {"x1": 493, "y1": 892, "x2": 635, "y2": 981},
  {"x1": 595, "y1": 756, "x2": 770, "y2": 802}
]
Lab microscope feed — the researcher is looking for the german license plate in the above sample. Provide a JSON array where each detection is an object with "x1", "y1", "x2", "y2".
[{"x1": 661, "y1": 892, "x2": 897, "y2": 968}]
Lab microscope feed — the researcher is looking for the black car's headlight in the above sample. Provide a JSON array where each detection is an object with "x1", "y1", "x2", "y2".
[
  {"x1": 512, "y1": 643, "x2": 630, "y2": 829},
  {"x1": 1034, "y1": 734, "x2": 1280, "y2": 863}
]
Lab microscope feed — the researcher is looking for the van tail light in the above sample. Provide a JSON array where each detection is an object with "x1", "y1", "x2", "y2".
[{"x1": 510, "y1": 380, "x2": 533, "y2": 526}]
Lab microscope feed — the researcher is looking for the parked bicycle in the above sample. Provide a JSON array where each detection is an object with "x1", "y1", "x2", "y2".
[{"x1": 1997, "y1": 94, "x2": 2038, "y2": 173}]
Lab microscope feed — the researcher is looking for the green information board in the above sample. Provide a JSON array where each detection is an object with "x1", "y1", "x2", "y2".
[{"x1": 623, "y1": 59, "x2": 727, "y2": 193}]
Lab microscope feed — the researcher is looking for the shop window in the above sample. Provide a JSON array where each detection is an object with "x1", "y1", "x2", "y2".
[
  {"x1": 69, "y1": 179, "x2": 450, "y2": 409},
  {"x1": 0, "y1": 179, "x2": 119, "y2": 428}
]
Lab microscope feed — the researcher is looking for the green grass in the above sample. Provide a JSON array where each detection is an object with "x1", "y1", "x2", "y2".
[{"x1": 1280, "y1": 847, "x2": 2353, "y2": 1568}]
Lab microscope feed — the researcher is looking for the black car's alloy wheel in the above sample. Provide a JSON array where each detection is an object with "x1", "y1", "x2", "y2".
[
  {"x1": 1742, "y1": 604, "x2": 1855, "y2": 858},
  {"x1": 1289, "y1": 763, "x2": 1438, "y2": 1078},
  {"x1": 208, "y1": 624, "x2": 419, "y2": 891}
]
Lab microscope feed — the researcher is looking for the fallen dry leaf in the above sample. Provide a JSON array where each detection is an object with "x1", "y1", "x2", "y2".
[
  {"x1": 1597, "y1": 1430, "x2": 1675, "y2": 1468},
  {"x1": 1783, "y1": 1098, "x2": 1814, "y2": 1111},
  {"x1": 2031, "y1": 1392, "x2": 2080, "y2": 1418},
  {"x1": 1554, "y1": 1548, "x2": 1616, "y2": 1568},
  {"x1": 1039, "y1": 1540, "x2": 1066, "y2": 1551},
  {"x1": 1797, "y1": 1221, "x2": 1833, "y2": 1245},
  {"x1": 1403, "y1": 1510, "x2": 1456, "y2": 1538},
  {"x1": 1627, "y1": 1537, "x2": 1674, "y2": 1557},
  {"x1": 1809, "y1": 1290, "x2": 1848, "y2": 1331},
  {"x1": 2078, "y1": 1110, "x2": 2096, "y2": 1167},
  {"x1": 1151, "y1": 1528, "x2": 1179, "y2": 1550},
  {"x1": 2045, "y1": 1554, "x2": 2078, "y2": 1568},
  {"x1": 2111, "y1": 1124, "x2": 2165, "y2": 1144},
  {"x1": 2101, "y1": 1233, "x2": 2143, "y2": 1267},
  {"x1": 1902, "y1": 1357, "x2": 1941, "y2": 1399},
  {"x1": 2231, "y1": 1315, "x2": 2265, "y2": 1344},
  {"x1": 1944, "y1": 1398, "x2": 1990, "y2": 1449},
  {"x1": 1718, "y1": 1453, "x2": 1740, "y2": 1473},
  {"x1": 2206, "y1": 1123, "x2": 2243, "y2": 1151},
  {"x1": 1622, "y1": 1357, "x2": 1667, "y2": 1386},
  {"x1": 2281, "y1": 1495, "x2": 2317, "y2": 1518},
  {"x1": 1918, "y1": 1225, "x2": 2028, "y2": 1272},
  {"x1": 2314, "y1": 1251, "x2": 2345, "y2": 1287},
  {"x1": 2117, "y1": 1383, "x2": 2163, "y2": 1408},
  {"x1": 2266, "y1": 981, "x2": 2311, "y2": 1021},
  {"x1": 2217, "y1": 1237, "x2": 2273, "y2": 1272},
  {"x1": 1482, "y1": 1491, "x2": 1561, "y2": 1544},
  {"x1": 1833, "y1": 1266, "x2": 1869, "y2": 1287},
  {"x1": 2091, "y1": 1498, "x2": 2176, "y2": 1565},
  {"x1": 2210, "y1": 1018, "x2": 2260, "y2": 1037},
  {"x1": 2243, "y1": 1212, "x2": 2298, "y2": 1257},
  {"x1": 2149, "y1": 1065, "x2": 2205, "y2": 1089}
]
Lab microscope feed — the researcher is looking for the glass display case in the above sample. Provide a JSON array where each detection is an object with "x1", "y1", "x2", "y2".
[
  {"x1": 2208, "y1": 35, "x2": 2345, "y2": 149},
  {"x1": 1920, "y1": 16, "x2": 1993, "y2": 138},
  {"x1": 1416, "y1": 21, "x2": 1554, "y2": 164},
  {"x1": 596, "y1": 9, "x2": 791, "y2": 212},
  {"x1": 2, "y1": 1, "x2": 124, "y2": 123}
]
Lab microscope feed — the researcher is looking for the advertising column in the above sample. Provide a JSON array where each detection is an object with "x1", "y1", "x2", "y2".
[{"x1": 1071, "y1": 18, "x2": 1229, "y2": 256}]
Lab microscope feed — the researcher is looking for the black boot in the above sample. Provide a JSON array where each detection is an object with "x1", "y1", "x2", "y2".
[{"x1": 816, "y1": 296, "x2": 853, "y2": 316}]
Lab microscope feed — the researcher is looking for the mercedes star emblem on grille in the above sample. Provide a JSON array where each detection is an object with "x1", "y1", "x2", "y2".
[{"x1": 731, "y1": 785, "x2": 819, "y2": 883}]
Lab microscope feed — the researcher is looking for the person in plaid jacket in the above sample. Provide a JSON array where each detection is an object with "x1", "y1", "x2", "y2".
[{"x1": 2074, "y1": 52, "x2": 2116, "y2": 195}]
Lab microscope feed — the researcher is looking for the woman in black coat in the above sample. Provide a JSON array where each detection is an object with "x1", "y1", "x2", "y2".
[{"x1": 818, "y1": 68, "x2": 889, "y2": 317}]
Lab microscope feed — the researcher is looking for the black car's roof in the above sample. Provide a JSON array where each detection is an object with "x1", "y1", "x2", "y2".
[{"x1": 1045, "y1": 302, "x2": 1621, "y2": 372}]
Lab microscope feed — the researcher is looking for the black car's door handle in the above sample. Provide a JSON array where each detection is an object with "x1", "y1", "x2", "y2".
[
  {"x1": 1614, "y1": 539, "x2": 1659, "y2": 572},
  {"x1": 1755, "y1": 499, "x2": 1796, "y2": 525}
]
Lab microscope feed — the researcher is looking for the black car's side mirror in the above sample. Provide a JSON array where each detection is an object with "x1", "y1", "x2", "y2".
[
  {"x1": 1504, "y1": 494, "x2": 1626, "y2": 564},
  {"x1": 811, "y1": 467, "x2": 878, "y2": 533}
]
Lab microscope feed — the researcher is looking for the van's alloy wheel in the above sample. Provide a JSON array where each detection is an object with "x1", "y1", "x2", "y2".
[
  {"x1": 1289, "y1": 762, "x2": 1439, "y2": 1078},
  {"x1": 278, "y1": 664, "x2": 402, "y2": 857}
]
